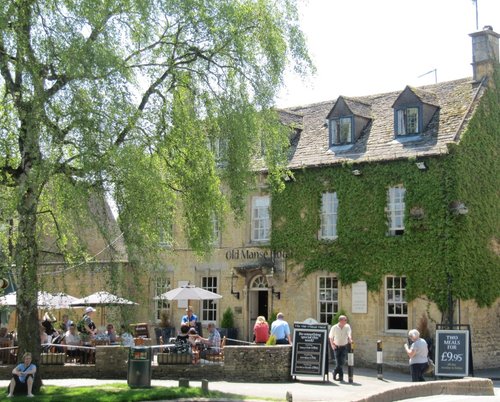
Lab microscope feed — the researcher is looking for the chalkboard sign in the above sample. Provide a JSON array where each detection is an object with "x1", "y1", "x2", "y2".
[
  {"x1": 435, "y1": 330, "x2": 469, "y2": 377},
  {"x1": 291, "y1": 323, "x2": 328, "y2": 380}
]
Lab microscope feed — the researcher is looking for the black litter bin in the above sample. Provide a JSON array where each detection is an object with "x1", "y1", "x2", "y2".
[{"x1": 127, "y1": 346, "x2": 152, "y2": 388}]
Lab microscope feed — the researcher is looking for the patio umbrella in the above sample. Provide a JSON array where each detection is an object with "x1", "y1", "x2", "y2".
[
  {"x1": 70, "y1": 291, "x2": 138, "y2": 326},
  {"x1": 0, "y1": 291, "x2": 78, "y2": 308},
  {"x1": 155, "y1": 285, "x2": 222, "y2": 301},
  {"x1": 39, "y1": 292, "x2": 80, "y2": 309}
]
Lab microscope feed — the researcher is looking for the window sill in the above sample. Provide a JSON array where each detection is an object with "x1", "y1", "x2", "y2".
[
  {"x1": 392, "y1": 134, "x2": 422, "y2": 144},
  {"x1": 328, "y1": 144, "x2": 354, "y2": 153},
  {"x1": 248, "y1": 240, "x2": 271, "y2": 246},
  {"x1": 318, "y1": 236, "x2": 338, "y2": 242}
]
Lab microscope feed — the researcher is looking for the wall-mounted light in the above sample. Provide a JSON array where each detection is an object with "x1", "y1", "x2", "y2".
[
  {"x1": 271, "y1": 286, "x2": 281, "y2": 300},
  {"x1": 415, "y1": 162, "x2": 427, "y2": 170},
  {"x1": 449, "y1": 201, "x2": 469, "y2": 215},
  {"x1": 230, "y1": 272, "x2": 240, "y2": 299},
  {"x1": 352, "y1": 169, "x2": 362, "y2": 176}
]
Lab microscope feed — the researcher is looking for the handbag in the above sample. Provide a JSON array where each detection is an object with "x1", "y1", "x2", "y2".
[{"x1": 425, "y1": 357, "x2": 435, "y2": 374}]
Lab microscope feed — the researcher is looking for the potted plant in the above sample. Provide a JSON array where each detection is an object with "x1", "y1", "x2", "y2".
[{"x1": 219, "y1": 307, "x2": 238, "y2": 344}]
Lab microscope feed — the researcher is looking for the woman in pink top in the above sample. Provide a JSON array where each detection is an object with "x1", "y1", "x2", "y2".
[{"x1": 253, "y1": 316, "x2": 269, "y2": 344}]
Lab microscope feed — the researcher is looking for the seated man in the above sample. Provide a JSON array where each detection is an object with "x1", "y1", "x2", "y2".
[
  {"x1": 106, "y1": 324, "x2": 118, "y2": 344},
  {"x1": 180, "y1": 306, "x2": 198, "y2": 328},
  {"x1": 195, "y1": 323, "x2": 221, "y2": 358},
  {"x1": 63, "y1": 323, "x2": 83, "y2": 360},
  {"x1": 7, "y1": 352, "x2": 36, "y2": 397}
]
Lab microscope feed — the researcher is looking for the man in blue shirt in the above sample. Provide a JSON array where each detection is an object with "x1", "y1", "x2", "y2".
[
  {"x1": 8, "y1": 352, "x2": 36, "y2": 397},
  {"x1": 271, "y1": 312, "x2": 291, "y2": 344},
  {"x1": 181, "y1": 306, "x2": 198, "y2": 328}
]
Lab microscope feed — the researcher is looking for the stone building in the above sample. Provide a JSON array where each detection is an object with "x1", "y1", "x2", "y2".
[
  {"x1": 4, "y1": 27, "x2": 497, "y2": 371},
  {"x1": 143, "y1": 26, "x2": 499, "y2": 370}
]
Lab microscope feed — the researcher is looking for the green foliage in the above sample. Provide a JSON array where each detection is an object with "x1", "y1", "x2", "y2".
[
  {"x1": 37, "y1": 383, "x2": 243, "y2": 401},
  {"x1": 271, "y1": 72, "x2": 500, "y2": 311},
  {"x1": 0, "y1": 0, "x2": 312, "y2": 369},
  {"x1": 220, "y1": 307, "x2": 235, "y2": 328},
  {"x1": 269, "y1": 310, "x2": 278, "y2": 324}
]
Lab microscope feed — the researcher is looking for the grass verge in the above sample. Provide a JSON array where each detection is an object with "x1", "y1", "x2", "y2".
[{"x1": 5, "y1": 382, "x2": 256, "y2": 401}]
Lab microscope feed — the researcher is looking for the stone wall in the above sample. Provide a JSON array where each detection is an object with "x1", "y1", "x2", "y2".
[
  {"x1": 223, "y1": 345, "x2": 292, "y2": 382},
  {"x1": 0, "y1": 345, "x2": 293, "y2": 382}
]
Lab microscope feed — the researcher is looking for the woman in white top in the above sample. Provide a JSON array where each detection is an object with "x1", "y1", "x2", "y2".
[{"x1": 404, "y1": 329, "x2": 429, "y2": 382}]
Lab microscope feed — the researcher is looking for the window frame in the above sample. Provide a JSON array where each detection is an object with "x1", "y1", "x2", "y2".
[
  {"x1": 211, "y1": 214, "x2": 221, "y2": 247},
  {"x1": 387, "y1": 186, "x2": 406, "y2": 236},
  {"x1": 201, "y1": 276, "x2": 218, "y2": 323},
  {"x1": 329, "y1": 116, "x2": 353, "y2": 146},
  {"x1": 317, "y1": 276, "x2": 339, "y2": 324},
  {"x1": 395, "y1": 106, "x2": 421, "y2": 136},
  {"x1": 153, "y1": 276, "x2": 171, "y2": 323},
  {"x1": 251, "y1": 195, "x2": 270, "y2": 243},
  {"x1": 385, "y1": 275, "x2": 408, "y2": 332},
  {"x1": 319, "y1": 192, "x2": 339, "y2": 240}
]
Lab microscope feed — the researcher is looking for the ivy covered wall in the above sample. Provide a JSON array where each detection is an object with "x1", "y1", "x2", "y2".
[{"x1": 271, "y1": 74, "x2": 500, "y2": 313}]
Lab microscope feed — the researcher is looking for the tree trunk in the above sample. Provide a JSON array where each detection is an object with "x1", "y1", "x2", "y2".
[{"x1": 14, "y1": 115, "x2": 44, "y2": 391}]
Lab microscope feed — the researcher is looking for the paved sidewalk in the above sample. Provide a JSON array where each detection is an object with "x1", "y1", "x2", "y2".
[{"x1": 0, "y1": 367, "x2": 498, "y2": 401}]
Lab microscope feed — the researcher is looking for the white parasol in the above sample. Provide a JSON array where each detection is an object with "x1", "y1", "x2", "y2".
[
  {"x1": 70, "y1": 291, "x2": 138, "y2": 326},
  {"x1": 0, "y1": 291, "x2": 78, "y2": 309},
  {"x1": 155, "y1": 285, "x2": 222, "y2": 301}
]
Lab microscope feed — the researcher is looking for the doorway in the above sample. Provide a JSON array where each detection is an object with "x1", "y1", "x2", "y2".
[{"x1": 248, "y1": 275, "x2": 270, "y2": 340}]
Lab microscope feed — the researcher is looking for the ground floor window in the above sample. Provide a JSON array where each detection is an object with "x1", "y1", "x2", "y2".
[
  {"x1": 386, "y1": 276, "x2": 407, "y2": 330},
  {"x1": 318, "y1": 276, "x2": 338, "y2": 324},
  {"x1": 201, "y1": 276, "x2": 218, "y2": 322},
  {"x1": 153, "y1": 276, "x2": 171, "y2": 322}
]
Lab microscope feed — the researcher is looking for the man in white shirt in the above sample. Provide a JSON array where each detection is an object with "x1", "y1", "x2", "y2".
[
  {"x1": 63, "y1": 323, "x2": 82, "y2": 360},
  {"x1": 328, "y1": 315, "x2": 353, "y2": 382}
]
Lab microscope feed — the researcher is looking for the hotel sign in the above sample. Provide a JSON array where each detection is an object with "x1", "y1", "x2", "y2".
[{"x1": 225, "y1": 248, "x2": 288, "y2": 260}]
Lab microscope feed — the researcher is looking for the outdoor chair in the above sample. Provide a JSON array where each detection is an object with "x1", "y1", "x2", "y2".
[{"x1": 204, "y1": 336, "x2": 226, "y2": 363}]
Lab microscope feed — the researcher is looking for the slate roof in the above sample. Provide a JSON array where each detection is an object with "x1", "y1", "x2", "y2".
[{"x1": 279, "y1": 77, "x2": 485, "y2": 169}]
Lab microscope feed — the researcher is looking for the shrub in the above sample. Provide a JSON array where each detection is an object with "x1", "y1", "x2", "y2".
[{"x1": 220, "y1": 307, "x2": 235, "y2": 328}]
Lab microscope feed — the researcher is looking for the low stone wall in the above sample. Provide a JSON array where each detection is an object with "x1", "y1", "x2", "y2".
[
  {"x1": 358, "y1": 378, "x2": 494, "y2": 402},
  {"x1": 223, "y1": 345, "x2": 292, "y2": 382},
  {"x1": 0, "y1": 344, "x2": 293, "y2": 382}
]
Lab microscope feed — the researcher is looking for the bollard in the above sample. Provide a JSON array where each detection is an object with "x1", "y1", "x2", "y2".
[
  {"x1": 179, "y1": 378, "x2": 189, "y2": 388},
  {"x1": 376, "y1": 340, "x2": 383, "y2": 380},
  {"x1": 201, "y1": 379, "x2": 209, "y2": 393},
  {"x1": 347, "y1": 342, "x2": 354, "y2": 384}
]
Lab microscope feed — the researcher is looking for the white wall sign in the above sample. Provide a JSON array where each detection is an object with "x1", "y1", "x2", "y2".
[{"x1": 352, "y1": 281, "x2": 367, "y2": 313}]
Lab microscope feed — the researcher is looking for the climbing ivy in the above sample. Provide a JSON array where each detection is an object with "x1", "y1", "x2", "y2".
[{"x1": 271, "y1": 71, "x2": 500, "y2": 313}]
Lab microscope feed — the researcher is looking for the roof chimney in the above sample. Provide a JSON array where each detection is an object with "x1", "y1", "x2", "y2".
[{"x1": 469, "y1": 26, "x2": 499, "y2": 83}]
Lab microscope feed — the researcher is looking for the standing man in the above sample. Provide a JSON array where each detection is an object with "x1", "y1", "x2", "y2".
[
  {"x1": 181, "y1": 306, "x2": 198, "y2": 328},
  {"x1": 79, "y1": 307, "x2": 97, "y2": 337},
  {"x1": 328, "y1": 315, "x2": 353, "y2": 382},
  {"x1": 271, "y1": 312, "x2": 291, "y2": 345}
]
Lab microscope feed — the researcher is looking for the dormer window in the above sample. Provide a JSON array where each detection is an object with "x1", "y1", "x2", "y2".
[
  {"x1": 329, "y1": 117, "x2": 353, "y2": 146},
  {"x1": 395, "y1": 107, "x2": 420, "y2": 136},
  {"x1": 392, "y1": 86, "x2": 439, "y2": 138}
]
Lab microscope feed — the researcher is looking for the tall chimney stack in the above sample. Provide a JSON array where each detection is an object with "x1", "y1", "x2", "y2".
[{"x1": 469, "y1": 26, "x2": 499, "y2": 83}]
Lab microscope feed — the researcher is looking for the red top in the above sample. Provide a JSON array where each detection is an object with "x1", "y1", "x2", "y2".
[{"x1": 253, "y1": 322, "x2": 269, "y2": 343}]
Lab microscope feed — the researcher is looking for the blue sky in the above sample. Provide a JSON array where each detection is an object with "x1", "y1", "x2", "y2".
[{"x1": 276, "y1": 0, "x2": 500, "y2": 107}]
